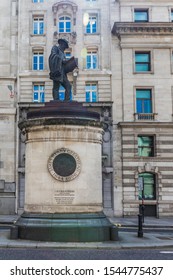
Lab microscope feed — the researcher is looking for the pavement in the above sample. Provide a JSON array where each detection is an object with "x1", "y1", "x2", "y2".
[{"x1": 0, "y1": 215, "x2": 173, "y2": 249}]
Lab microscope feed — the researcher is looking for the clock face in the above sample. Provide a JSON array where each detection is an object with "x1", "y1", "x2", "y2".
[{"x1": 48, "y1": 148, "x2": 81, "y2": 182}]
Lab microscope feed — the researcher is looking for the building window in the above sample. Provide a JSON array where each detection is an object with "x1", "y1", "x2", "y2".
[
  {"x1": 33, "y1": 0, "x2": 43, "y2": 3},
  {"x1": 85, "y1": 83, "x2": 97, "y2": 102},
  {"x1": 33, "y1": 84, "x2": 45, "y2": 102},
  {"x1": 135, "y1": 52, "x2": 151, "y2": 72},
  {"x1": 86, "y1": 15, "x2": 97, "y2": 34},
  {"x1": 33, "y1": 52, "x2": 44, "y2": 70},
  {"x1": 138, "y1": 173, "x2": 156, "y2": 200},
  {"x1": 59, "y1": 85, "x2": 72, "y2": 101},
  {"x1": 136, "y1": 89, "x2": 152, "y2": 113},
  {"x1": 134, "y1": 9, "x2": 149, "y2": 22},
  {"x1": 138, "y1": 136, "x2": 154, "y2": 157},
  {"x1": 59, "y1": 16, "x2": 71, "y2": 33},
  {"x1": 33, "y1": 17, "x2": 44, "y2": 35},
  {"x1": 86, "y1": 50, "x2": 98, "y2": 69},
  {"x1": 65, "y1": 51, "x2": 72, "y2": 59},
  {"x1": 171, "y1": 9, "x2": 173, "y2": 21}
]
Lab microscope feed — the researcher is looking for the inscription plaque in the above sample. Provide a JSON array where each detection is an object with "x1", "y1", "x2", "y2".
[
  {"x1": 53, "y1": 153, "x2": 76, "y2": 177},
  {"x1": 48, "y1": 148, "x2": 81, "y2": 182},
  {"x1": 54, "y1": 190, "x2": 75, "y2": 205}
]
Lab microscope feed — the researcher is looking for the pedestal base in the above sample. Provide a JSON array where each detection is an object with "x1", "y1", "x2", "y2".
[{"x1": 15, "y1": 212, "x2": 118, "y2": 242}]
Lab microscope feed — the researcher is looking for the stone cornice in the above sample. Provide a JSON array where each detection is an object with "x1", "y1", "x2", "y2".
[
  {"x1": 112, "y1": 22, "x2": 173, "y2": 37},
  {"x1": 117, "y1": 122, "x2": 173, "y2": 128}
]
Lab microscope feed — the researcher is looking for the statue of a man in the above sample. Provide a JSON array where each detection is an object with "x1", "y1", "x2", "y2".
[{"x1": 49, "y1": 38, "x2": 72, "y2": 101}]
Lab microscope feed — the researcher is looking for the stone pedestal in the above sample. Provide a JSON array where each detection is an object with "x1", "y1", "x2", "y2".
[{"x1": 16, "y1": 101, "x2": 118, "y2": 242}]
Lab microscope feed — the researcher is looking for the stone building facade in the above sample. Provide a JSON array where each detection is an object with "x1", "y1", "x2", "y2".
[{"x1": 0, "y1": 0, "x2": 173, "y2": 217}]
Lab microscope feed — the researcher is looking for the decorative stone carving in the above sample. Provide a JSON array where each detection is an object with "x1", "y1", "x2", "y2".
[
  {"x1": 53, "y1": 31, "x2": 77, "y2": 45},
  {"x1": 112, "y1": 22, "x2": 173, "y2": 38},
  {"x1": 48, "y1": 148, "x2": 81, "y2": 182},
  {"x1": 52, "y1": 1, "x2": 78, "y2": 44}
]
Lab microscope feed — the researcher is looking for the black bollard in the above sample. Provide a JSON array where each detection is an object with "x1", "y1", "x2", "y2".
[{"x1": 138, "y1": 214, "x2": 143, "y2": 238}]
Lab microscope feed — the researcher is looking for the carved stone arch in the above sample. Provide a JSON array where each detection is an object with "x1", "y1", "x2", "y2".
[
  {"x1": 135, "y1": 165, "x2": 162, "y2": 200},
  {"x1": 52, "y1": 1, "x2": 78, "y2": 25},
  {"x1": 52, "y1": 1, "x2": 78, "y2": 44}
]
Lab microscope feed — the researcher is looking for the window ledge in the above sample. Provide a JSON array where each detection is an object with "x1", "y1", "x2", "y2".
[
  {"x1": 84, "y1": 33, "x2": 100, "y2": 36},
  {"x1": 30, "y1": 34, "x2": 46, "y2": 37},
  {"x1": 133, "y1": 71, "x2": 154, "y2": 74}
]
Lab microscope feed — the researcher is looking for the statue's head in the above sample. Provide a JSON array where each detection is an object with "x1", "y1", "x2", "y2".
[{"x1": 58, "y1": 38, "x2": 69, "y2": 49}]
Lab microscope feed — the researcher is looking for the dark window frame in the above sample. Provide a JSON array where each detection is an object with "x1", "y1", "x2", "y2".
[
  {"x1": 138, "y1": 135, "x2": 155, "y2": 157},
  {"x1": 135, "y1": 52, "x2": 151, "y2": 72},
  {"x1": 138, "y1": 173, "x2": 156, "y2": 200},
  {"x1": 134, "y1": 9, "x2": 149, "y2": 22}
]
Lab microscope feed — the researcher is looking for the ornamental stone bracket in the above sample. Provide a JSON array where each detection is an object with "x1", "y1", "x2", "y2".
[
  {"x1": 112, "y1": 22, "x2": 173, "y2": 38},
  {"x1": 53, "y1": 31, "x2": 77, "y2": 45}
]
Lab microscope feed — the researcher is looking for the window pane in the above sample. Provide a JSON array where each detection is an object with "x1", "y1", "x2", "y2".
[
  {"x1": 171, "y1": 11, "x2": 173, "y2": 21},
  {"x1": 59, "y1": 22, "x2": 64, "y2": 32},
  {"x1": 135, "y1": 53, "x2": 149, "y2": 63},
  {"x1": 33, "y1": 92, "x2": 38, "y2": 101},
  {"x1": 135, "y1": 11, "x2": 148, "y2": 22},
  {"x1": 86, "y1": 91, "x2": 90, "y2": 102},
  {"x1": 138, "y1": 136, "x2": 154, "y2": 157},
  {"x1": 93, "y1": 55, "x2": 97, "y2": 68},
  {"x1": 144, "y1": 99, "x2": 152, "y2": 113},
  {"x1": 33, "y1": 22, "x2": 38, "y2": 34},
  {"x1": 33, "y1": 56, "x2": 38, "y2": 70},
  {"x1": 39, "y1": 56, "x2": 44, "y2": 70},
  {"x1": 40, "y1": 92, "x2": 45, "y2": 102},
  {"x1": 139, "y1": 173, "x2": 155, "y2": 200},
  {"x1": 136, "y1": 64, "x2": 150, "y2": 72},
  {"x1": 136, "y1": 89, "x2": 151, "y2": 99},
  {"x1": 40, "y1": 22, "x2": 44, "y2": 34},
  {"x1": 86, "y1": 23, "x2": 91, "y2": 33},
  {"x1": 136, "y1": 100, "x2": 143, "y2": 113},
  {"x1": 66, "y1": 22, "x2": 71, "y2": 32},
  {"x1": 86, "y1": 55, "x2": 91, "y2": 68},
  {"x1": 92, "y1": 91, "x2": 97, "y2": 102}
]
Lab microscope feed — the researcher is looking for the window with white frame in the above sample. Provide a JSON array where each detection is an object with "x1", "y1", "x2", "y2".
[
  {"x1": 59, "y1": 85, "x2": 73, "y2": 101},
  {"x1": 33, "y1": 17, "x2": 44, "y2": 35},
  {"x1": 33, "y1": 84, "x2": 45, "y2": 102},
  {"x1": 86, "y1": 50, "x2": 98, "y2": 69},
  {"x1": 85, "y1": 83, "x2": 97, "y2": 102},
  {"x1": 86, "y1": 15, "x2": 97, "y2": 34},
  {"x1": 58, "y1": 16, "x2": 71, "y2": 33},
  {"x1": 65, "y1": 51, "x2": 72, "y2": 59},
  {"x1": 136, "y1": 89, "x2": 152, "y2": 114},
  {"x1": 33, "y1": 51, "x2": 44, "y2": 70},
  {"x1": 33, "y1": 0, "x2": 43, "y2": 3}
]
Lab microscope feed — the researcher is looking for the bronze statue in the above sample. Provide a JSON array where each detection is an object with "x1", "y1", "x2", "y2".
[{"x1": 49, "y1": 38, "x2": 77, "y2": 101}]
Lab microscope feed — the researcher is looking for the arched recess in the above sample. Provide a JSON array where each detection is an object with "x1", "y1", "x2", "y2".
[{"x1": 135, "y1": 164, "x2": 162, "y2": 217}]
